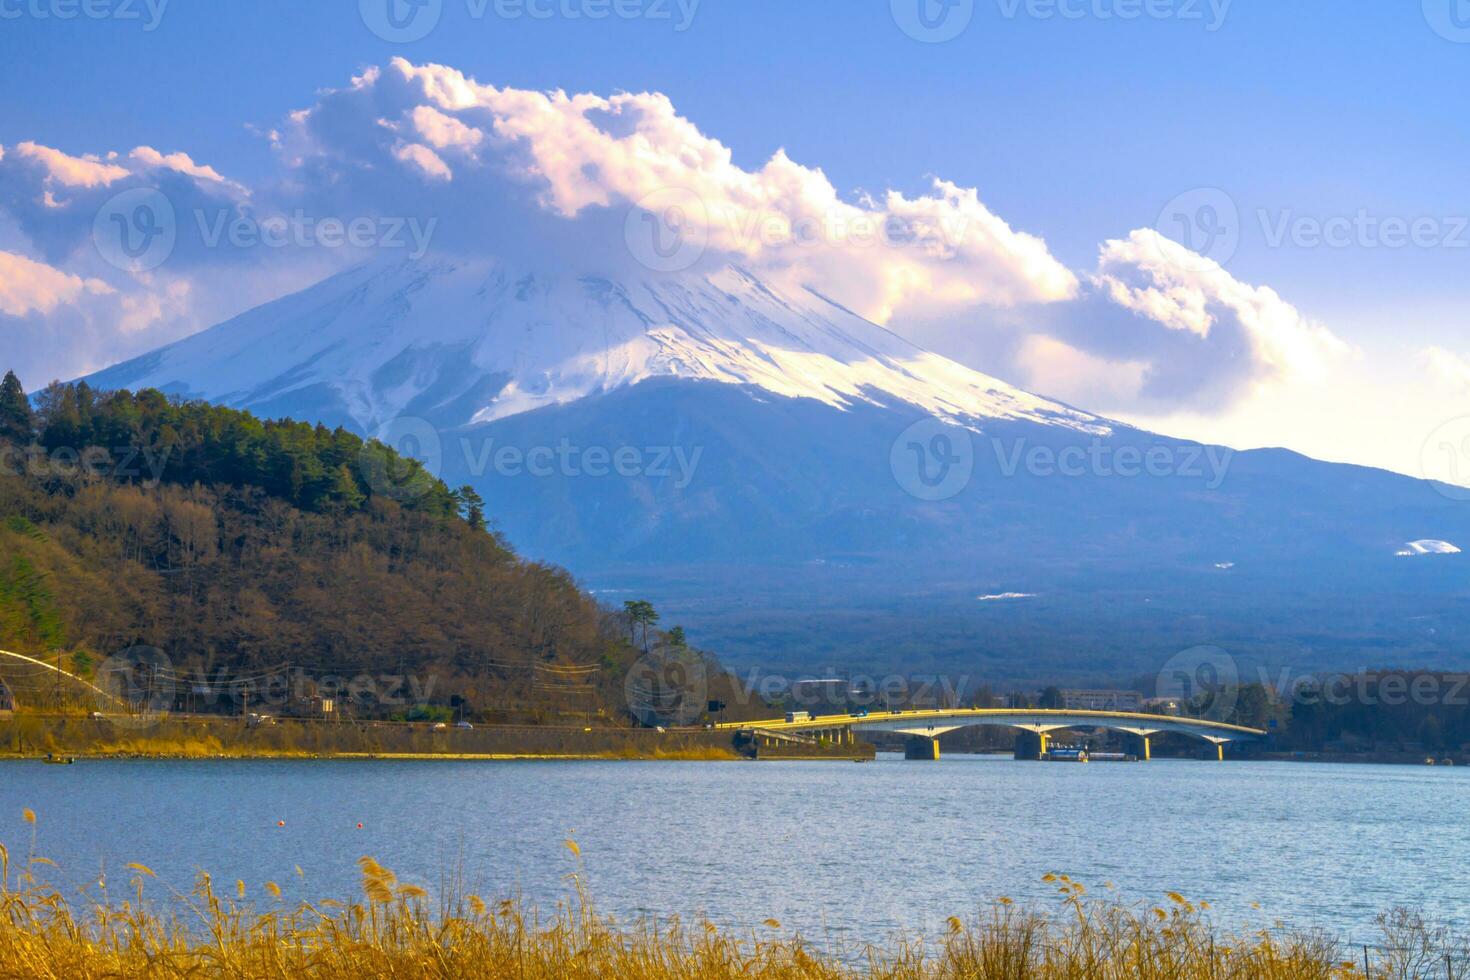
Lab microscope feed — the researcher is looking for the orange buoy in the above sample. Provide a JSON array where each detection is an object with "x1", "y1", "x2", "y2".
[
  {"x1": 356, "y1": 823, "x2": 363, "y2": 829},
  {"x1": 277, "y1": 820, "x2": 285, "y2": 827}
]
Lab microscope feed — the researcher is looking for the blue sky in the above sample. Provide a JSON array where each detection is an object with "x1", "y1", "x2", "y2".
[{"x1": 2, "y1": 0, "x2": 1469, "y2": 478}]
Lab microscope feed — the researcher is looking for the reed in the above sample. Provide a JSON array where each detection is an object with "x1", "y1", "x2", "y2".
[{"x1": 1, "y1": 818, "x2": 1459, "y2": 978}]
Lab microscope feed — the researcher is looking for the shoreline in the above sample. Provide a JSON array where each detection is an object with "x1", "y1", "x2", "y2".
[
  {"x1": 0, "y1": 748, "x2": 744, "y2": 762},
  {"x1": 1, "y1": 747, "x2": 1459, "y2": 765},
  {"x1": 5, "y1": 717, "x2": 1457, "y2": 767}
]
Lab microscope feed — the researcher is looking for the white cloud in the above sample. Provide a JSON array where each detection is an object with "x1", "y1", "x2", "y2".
[
  {"x1": 1093, "y1": 229, "x2": 1351, "y2": 387},
  {"x1": 1423, "y1": 346, "x2": 1470, "y2": 392},
  {"x1": 391, "y1": 141, "x2": 453, "y2": 181},
  {"x1": 0, "y1": 58, "x2": 1361, "y2": 444},
  {"x1": 275, "y1": 58, "x2": 1079, "y2": 323},
  {"x1": 0, "y1": 250, "x2": 112, "y2": 317},
  {"x1": 13, "y1": 141, "x2": 129, "y2": 188},
  {"x1": 1013, "y1": 334, "x2": 1149, "y2": 407},
  {"x1": 409, "y1": 106, "x2": 484, "y2": 153},
  {"x1": 127, "y1": 146, "x2": 246, "y2": 194}
]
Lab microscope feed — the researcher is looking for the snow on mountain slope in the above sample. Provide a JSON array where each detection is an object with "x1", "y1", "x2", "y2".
[{"x1": 87, "y1": 258, "x2": 1109, "y2": 438}]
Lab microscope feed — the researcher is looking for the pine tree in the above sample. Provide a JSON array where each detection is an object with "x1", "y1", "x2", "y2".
[
  {"x1": 454, "y1": 484, "x2": 487, "y2": 532},
  {"x1": 0, "y1": 371, "x2": 33, "y2": 444},
  {"x1": 330, "y1": 463, "x2": 367, "y2": 510},
  {"x1": 623, "y1": 600, "x2": 660, "y2": 653}
]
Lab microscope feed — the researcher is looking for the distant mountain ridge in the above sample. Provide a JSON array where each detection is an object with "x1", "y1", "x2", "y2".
[{"x1": 87, "y1": 258, "x2": 1470, "y2": 683}]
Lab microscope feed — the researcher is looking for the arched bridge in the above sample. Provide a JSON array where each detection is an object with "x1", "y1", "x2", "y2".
[{"x1": 719, "y1": 708, "x2": 1266, "y2": 761}]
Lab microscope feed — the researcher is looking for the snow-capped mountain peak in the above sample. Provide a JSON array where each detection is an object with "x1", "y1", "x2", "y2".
[{"x1": 88, "y1": 258, "x2": 1109, "y2": 438}]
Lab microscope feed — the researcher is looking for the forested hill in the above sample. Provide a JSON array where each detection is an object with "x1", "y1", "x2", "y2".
[{"x1": 0, "y1": 371, "x2": 723, "y2": 724}]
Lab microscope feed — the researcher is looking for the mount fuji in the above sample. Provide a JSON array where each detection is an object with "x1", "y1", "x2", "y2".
[
  {"x1": 87, "y1": 258, "x2": 1470, "y2": 683},
  {"x1": 86, "y1": 257, "x2": 1107, "y2": 438}
]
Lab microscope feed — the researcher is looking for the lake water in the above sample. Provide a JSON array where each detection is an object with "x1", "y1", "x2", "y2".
[{"x1": 3, "y1": 755, "x2": 1466, "y2": 945}]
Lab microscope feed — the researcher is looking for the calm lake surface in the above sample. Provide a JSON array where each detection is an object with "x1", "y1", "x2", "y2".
[{"x1": 3, "y1": 755, "x2": 1466, "y2": 944}]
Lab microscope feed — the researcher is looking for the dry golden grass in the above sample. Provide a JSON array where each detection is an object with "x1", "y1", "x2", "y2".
[
  {"x1": 0, "y1": 818, "x2": 1460, "y2": 979},
  {"x1": 0, "y1": 712, "x2": 745, "y2": 762}
]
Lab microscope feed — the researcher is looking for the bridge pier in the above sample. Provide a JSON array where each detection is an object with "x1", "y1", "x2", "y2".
[
  {"x1": 1013, "y1": 730, "x2": 1049, "y2": 760},
  {"x1": 904, "y1": 735, "x2": 940, "y2": 760},
  {"x1": 1124, "y1": 733, "x2": 1152, "y2": 760}
]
